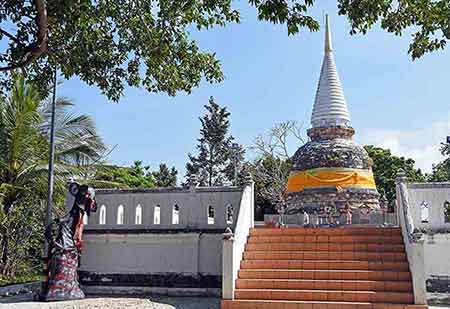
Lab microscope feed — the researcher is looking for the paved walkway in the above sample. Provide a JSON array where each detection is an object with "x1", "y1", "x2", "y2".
[{"x1": 0, "y1": 296, "x2": 220, "y2": 308}]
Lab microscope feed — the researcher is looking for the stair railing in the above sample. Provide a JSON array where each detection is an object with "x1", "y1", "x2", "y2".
[
  {"x1": 395, "y1": 172, "x2": 427, "y2": 305},
  {"x1": 222, "y1": 176, "x2": 254, "y2": 300}
]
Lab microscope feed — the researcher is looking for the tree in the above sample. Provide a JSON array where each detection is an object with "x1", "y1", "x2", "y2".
[
  {"x1": 93, "y1": 161, "x2": 179, "y2": 188},
  {"x1": 428, "y1": 141, "x2": 450, "y2": 182},
  {"x1": 0, "y1": 75, "x2": 105, "y2": 279},
  {"x1": 153, "y1": 163, "x2": 178, "y2": 187},
  {"x1": 0, "y1": 0, "x2": 239, "y2": 100},
  {"x1": 94, "y1": 161, "x2": 155, "y2": 189},
  {"x1": 429, "y1": 159, "x2": 450, "y2": 182},
  {"x1": 2, "y1": 1, "x2": 448, "y2": 101},
  {"x1": 364, "y1": 145, "x2": 426, "y2": 204},
  {"x1": 185, "y1": 96, "x2": 244, "y2": 186},
  {"x1": 249, "y1": 121, "x2": 304, "y2": 219}
]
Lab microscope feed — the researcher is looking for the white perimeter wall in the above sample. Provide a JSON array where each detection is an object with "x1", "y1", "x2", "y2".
[
  {"x1": 80, "y1": 233, "x2": 223, "y2": 275},
  {"x1": 401, "y1": 182, "x2": 450, "y2": 304},
  {"x1": 423, "y1": 234, "x2": 450, "y2": 277}
]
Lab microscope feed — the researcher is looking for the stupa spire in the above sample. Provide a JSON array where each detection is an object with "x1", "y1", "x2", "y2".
[
  {"x1": 311, "y1": 14, "x2": 350, "y2": 128},
  {"x1": 325, "y1": 14, "x2": 333, "y2": 52}
]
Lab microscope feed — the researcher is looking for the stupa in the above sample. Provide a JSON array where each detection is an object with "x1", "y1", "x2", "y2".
[{"x1": 285, "y1": 15, "x2": 379, "y2": 214}]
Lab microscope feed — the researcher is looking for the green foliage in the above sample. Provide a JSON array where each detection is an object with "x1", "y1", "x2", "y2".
[
  {"x1": 186, "y1": 96, "x2": 245, "y2": 186},
  {"x1": 249, "y1": 0, "x2": 319, "y2": 35},
  {"x1": 364, "y1": 145, "x2": 426, "y2": 203},
  {"x1": 94, "y1": 161, "x2": 156, "y2": 188},
  {"x1": 0, "y1": 0, "x2": 240, "y2": 100},
  {"x1": 0, "y1": 74, "x2": 105, "y2": 281},
  {"x1": 152, "y1": 163, "x2": 178, "y2": 187},
  {"x1": 0, "y1": 272, "x2": 41, "y2": 287},
  {"x1": 0, "y1": 201, "x2": 44, "y2": 280},
  {"x1": 93, "y1": 161, "x2": 179, "y2": 188},
  {"x1": 428, "y1": 159, "x2": 450, "y2": 182},
  {"x1": 428, "y1": 141, "x2": 450, "y2": 182},
  {"x1": 338, "y1": 0, "x2": 450, "y2": 59},
  {"x1": 3, "y1": 1, "x2": 447, "y2": 101}
]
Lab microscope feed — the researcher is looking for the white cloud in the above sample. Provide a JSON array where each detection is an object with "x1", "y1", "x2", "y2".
[{"x1": 358, "y1": 118, "x2": 450, "y2": 173}]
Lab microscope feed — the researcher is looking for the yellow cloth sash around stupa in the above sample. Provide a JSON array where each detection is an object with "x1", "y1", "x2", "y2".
[{"x1": 285, "y1": 167, "x2": 377, "y2": 193}]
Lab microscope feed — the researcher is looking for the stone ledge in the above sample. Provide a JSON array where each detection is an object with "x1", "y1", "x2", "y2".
[
  {"x1": 83, "y1": 228, "x2": 229, "y2": 234},
  {"x1": 95, "y1": 186, "x2": 244, "y2": 194},
  {"x1": 286, "y1": 189, "x2": 380, "y2": 211},
  {"x1": 407, "y1": 182, "x2": 450, "y2": 189},
  {"x1": 299, "y1": 186, "x2": 379, "y2": 194},
  {"x1": 426, "y1": 275, "x2": 450, "y2": 294},
  {"x1": 78, "y1": 272, "x2": 221, "y2": 289},
  {"x1": 0, "y1": 282, "x2": 40, "y2": 298},
  {"x1": 83, "y1": 286, "x2": 221, "y2": 297}
]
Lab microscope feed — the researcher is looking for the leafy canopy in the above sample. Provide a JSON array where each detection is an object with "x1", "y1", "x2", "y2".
[
  {"x1": 93, "y1": 161, "x2": 179, "y2": 188},
  {"x1": 428, "y1": 141, "x2": 450, "y2": 182},
  {"x1": 364, "y1": 145, "x2": 425, "y2": 203},
  {"x1": 94, "y1": 161, "x2": 155, "y2": 188},
  {"x1": 1, "y1": 1, "x2": 449, "y2": 100}
]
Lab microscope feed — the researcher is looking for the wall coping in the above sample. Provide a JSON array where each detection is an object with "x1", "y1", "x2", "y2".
[
  {"x1": 84, "y1": 228, "x2": 229, "y2": 234},
  {"x1": 407, "y1": 182, "x2": 450, "y2": 189},
  {"x1": 0, "y1": 281, "x2": 40, "y2": 297},
  {"x1": 95, "y1": 186, "x2": 244, "y2": 194}
]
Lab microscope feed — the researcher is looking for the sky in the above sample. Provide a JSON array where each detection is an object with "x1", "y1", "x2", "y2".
[{"x1": 56, "y1": 1, "x2": 450, "y2": 177}]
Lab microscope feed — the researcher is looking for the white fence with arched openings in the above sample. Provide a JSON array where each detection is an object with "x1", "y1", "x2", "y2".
[{"x1": 75, "y1": 187, "x2": 245, "y2": 230}]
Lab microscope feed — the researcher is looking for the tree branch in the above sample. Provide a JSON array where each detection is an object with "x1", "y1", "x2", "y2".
[
  {"x1": 0, "y1": 0, "x2": 48, "y2": 72},
  {"x1": 0, "y1": 28, "x2": 20, "y2": 43}
]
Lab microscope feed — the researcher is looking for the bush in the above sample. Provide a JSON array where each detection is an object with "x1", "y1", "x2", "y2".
[{"x1": 0, "y1": 201, "x2": 44, "y2": 282}]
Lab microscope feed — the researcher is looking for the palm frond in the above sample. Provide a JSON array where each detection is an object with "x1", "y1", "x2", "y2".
[{"x1": 1, "y1": 74, "x2": 109, "y2": 213}]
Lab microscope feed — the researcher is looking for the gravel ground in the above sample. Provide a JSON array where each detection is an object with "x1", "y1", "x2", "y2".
[
  {"x1": 0, "y1": 295, "x2": 447, "y2": 309},
  {"x1": 0, "y1": 296, "x2": 221, "y2": 309}
]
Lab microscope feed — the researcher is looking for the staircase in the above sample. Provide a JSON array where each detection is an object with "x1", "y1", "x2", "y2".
[{"x1": 222, "y1": 227, "x2": 427, "y2": 309}]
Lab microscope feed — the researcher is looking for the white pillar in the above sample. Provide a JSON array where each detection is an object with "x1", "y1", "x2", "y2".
[{"x1": 222, "y1": 236, "x2": 234, "y2": 299}]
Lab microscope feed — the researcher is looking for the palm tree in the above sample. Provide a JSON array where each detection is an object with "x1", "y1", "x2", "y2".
[{"x1": 0, "y1": 74, "x2": 106, "y2": 278}]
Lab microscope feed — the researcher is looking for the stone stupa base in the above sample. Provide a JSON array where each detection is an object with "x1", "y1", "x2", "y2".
[{"x1": 285, "y1": 186, "x2": 379, "y2": 215}]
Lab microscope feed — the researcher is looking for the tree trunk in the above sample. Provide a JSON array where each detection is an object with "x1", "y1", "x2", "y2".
[
  {"x1": 208, "y1": 146, "x2": 213, "y2": 187},
  {"x1": 0, "y1": 238, "x2": 8, "y2": 276}
]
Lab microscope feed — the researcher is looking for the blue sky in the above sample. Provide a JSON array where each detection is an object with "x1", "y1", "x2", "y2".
[{"x1": 58, "y1": 2, "x2": 450, "y2": 176}]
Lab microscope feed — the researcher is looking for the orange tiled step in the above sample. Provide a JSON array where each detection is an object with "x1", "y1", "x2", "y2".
[
  {"x1": 243, "y1": 251, "x2": 407, "y2": 262},
  {"x1": 247, "y1": 235, "x2": 403, "y2": 244},
  {"x1": 238, "y1": 269, "x2": 412, "y2": 281},
  {"x1": 235, "y1": 279, "x2": 413, "y2": 292},
  {"x1": 222, "y1": 299, "x2": 427, "y2": 309},
  {"x1": 234, "y1": 289, "x2": 414, "y2": 304},
  {"x1": 245, "y1": 242, "x2": 405, "y2": 252},
  {"x1": 240, "y1": 260, "x2": 410, "y2": 271},
  {"x1": 249, "y1": 227, "x2": 402, "y2": 237}
]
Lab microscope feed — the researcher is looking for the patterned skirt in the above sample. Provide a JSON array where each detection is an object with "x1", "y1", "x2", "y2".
[{"x1": 46, "y1": 249, "x2": 85, "y2": 301}]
